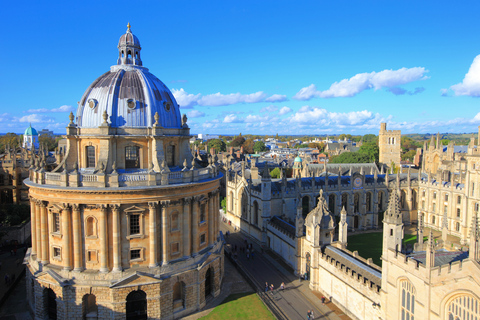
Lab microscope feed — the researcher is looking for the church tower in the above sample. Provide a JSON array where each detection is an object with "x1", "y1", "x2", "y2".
[
  {"x1": 379, "y1": 122, "x2": 401, "y2": 170},
  {"x1": 382, "y1": 188, "x2": 404, "y2": 257}
]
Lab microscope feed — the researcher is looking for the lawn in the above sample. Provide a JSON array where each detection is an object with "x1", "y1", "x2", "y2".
[
  {"x1": 347, "y1": 232, "x2": 425, "y2": 267},
  {"x1": 199, "y1": 292, "x2": 275, "y2": 320}
]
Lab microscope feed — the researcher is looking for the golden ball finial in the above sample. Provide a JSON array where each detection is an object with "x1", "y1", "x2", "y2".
[{"x1": 127, "y1": 22, "x2": 131, "y2": 31}]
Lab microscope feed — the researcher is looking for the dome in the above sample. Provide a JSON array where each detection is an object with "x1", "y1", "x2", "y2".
[
  {"x1": 76, "y1": 24, "x2": 182, "y2": 129},
  {"x1": 294, "y1": 156, "x2": 302, "y2": 162},
  {"x1": 24, "y1": 124, "x2": 38, "y2": 136}
]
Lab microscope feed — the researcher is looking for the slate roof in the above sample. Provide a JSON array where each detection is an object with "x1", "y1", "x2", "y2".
[{"x1": 408, "y1": 250, "x2": 469, "y2": 267}]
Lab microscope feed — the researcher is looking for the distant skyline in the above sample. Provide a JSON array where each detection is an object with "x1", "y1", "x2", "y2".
[{"x1": 2, "y1": 1, "x2": 480, "y2": 135}]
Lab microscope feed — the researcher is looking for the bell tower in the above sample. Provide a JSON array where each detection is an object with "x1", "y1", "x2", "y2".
[{"x1": 117, "y1": 23, "x2": 143, "y2": 66}]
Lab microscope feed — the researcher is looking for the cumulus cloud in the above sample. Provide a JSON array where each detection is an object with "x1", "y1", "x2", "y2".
[
  {"x1": 26, "y1": 105, "x2": 75, "y2": 113},
  {"x1": 387, "y1": 87, "x2": 425, "y2": 96},
  {"x1": 450, "y1": 55, "x2": 480, "y2": 97},
  {"x1": 187, "y1": 110, "x2": 205, "y2": 118},
  {"x1": 265, "y1": 94, "x2": 288, "y2": 102},
  {"x1": 172, "y1": 88, "x2": 201, "y2": 109},
  {"x1": 19, "y1": 114, "x2": 55, "y2": 123},
  {"x1": 278, "y1": 106, "x2": 292, "y2": 115},
  {"x1": 289, "y1": 106, "x2": 384, "y2": 128},
  {"x1": 223, "y1": 114, "x2": 244, "y2": 123},
  {"x1": 293, "y1": 67, "x2": 428, "y2": 100},
  {"x1": 260, "y1": 105, "x2": 278, "y2": 113}
]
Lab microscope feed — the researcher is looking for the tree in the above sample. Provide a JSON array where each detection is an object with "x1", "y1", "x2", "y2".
[
  {"x1": 207, "y1": 139, "x2": 226, "y2": 153},
  {"x1": 39, "y1": 135, "x2": 58, "y2": 151},
  {"x1": 402, "y1": 150, "x2": 416, "y2": 161},
  {"x1": 243, "y1": 139, "x2": 255, "y2": 154},
  {"x1": 230, "y1": 136, "x2": 245, "y2": 147},
  {"x1": 0, "y1": 133, "x2": 21, "y2": 152},
  {"x1": 270, "y1": 167, "x2": 281, "y2": 178},
  {"x1": 329, "y1": 152, "x2": 371, "y2": 164},
  {"x1": 338, "y1": 134, "x2": 346, "y2": 141},
  {"x1": 253, "y1": 141, "x2": 267, "y2": 153},
  {"x1": 358, "y1": 142, "x2": 379, "y2": 163},
  {"x1": 362, "y1": 134, "x2": 377, "y2": 144},
  {"x1": 221, "y1": 197, "x2": 226, "y2": 212}
]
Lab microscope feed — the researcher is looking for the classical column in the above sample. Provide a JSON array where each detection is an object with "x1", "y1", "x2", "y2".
[
  {"x1": 161, "y1": 201, "x2": 169, "y2": 265},
  {"x1": 214, "y1": 190, "x2": 219, "y2": 242},
  {"x1": 72, "y1": 204, "x2": 83, "y2": 271},
  {"x1": 191, "y1": 197, "x2": 199, "y2": 256},
  {"x1": 39, "y1": 201, "x2": 49, "y2": 264},
  {"x1": 99, "y1": 205, "x2": 108, "y2": 273},
  {"x1": 29, "y1": 197, "x2": 37, "y2": 256},
  {"x1": 208, "y1": 193, "x2": 214, "y2": 245},
  {"x1": 62, "y1": 205, "x2": 72, "y2": 271},
  {"x1": 111, "y1": 204, "x2": 122, "y2": 272},
  {"x1": 35, "y1": 200, "x2": 42, "y2": 261},
  {"x1": 183, "y1": 197, "x2": 192, "y2": 257},
  {"x1": 148, "y1": 202, "x2": 158, "y2": 268}
]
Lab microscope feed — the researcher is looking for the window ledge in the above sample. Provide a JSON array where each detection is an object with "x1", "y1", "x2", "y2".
[
  {"x1": 199, "y1": 221, "x2": 207, "y2": 226},
  {"x1": 127, "y1": 234, "x2": 145, "y2": 240},
  {"x1": 51, "y1": 233, "x2": 62, "y2": 239},
  {"x1": 85, "y1": 235, "x2": 98, "y2": 240}
]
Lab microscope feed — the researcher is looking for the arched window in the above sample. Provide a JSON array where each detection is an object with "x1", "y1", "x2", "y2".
[
  {"x1": 172, "y1": 281, "x2": 186, "y2": 311},
  {"x1": 446, "y1": 294, "x2": 480, "y2": 320},
  {"x1": 82, "y1": 294, "x2": 98, "y2": 319},
  {"x1": 126, "y1": 290, "x2": 147, "y2": 320},
  {"x1": 253, "y1": 201, "x2": 259, "y2": 226},
  {"x1": 411, "y1": 190, "x2": 417, "y2": 209},
  {"x1": 366, "y1": 192, "x2": 372, "y2": 212},
  {"x1": 378, "y1": 191, "x2": 384, "y2": 211},
  {"x1": 229, "y1": 191, "x2": 234, "y2": 212},
  {"x1": 328, "y1": 194, "x2": 336, "y2": 215},
  {"x1": 86, "y1": 146, "x2": 95, "y2": 168},
  {"x1": 400, "y1": 280, "x2": 415, "y2": 320},
  {"x1": 401, "y1": 190, "x2": 407, "y2": 209},
  {"x1": 86, "y1": 216, "x2": 97, "y2": 237},
  {"x1": 204, "y1": 268, "x2": 213, "y2": 299},
  {"x1": 302, "y1": 196, "x2": 310, "y2": 218},
  {"x1": 341, "y1": 193, "x2": 348, "y2": 211},
  {"x1": 354, "y1": 193, "x2": 360, "y2": 213}
]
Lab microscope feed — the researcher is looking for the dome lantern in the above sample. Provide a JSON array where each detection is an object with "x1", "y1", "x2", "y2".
[{"x1": 117, "y1": 23, "x2": 142, "y2": 66}]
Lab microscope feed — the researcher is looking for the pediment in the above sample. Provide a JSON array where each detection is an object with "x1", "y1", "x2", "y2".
[
  {"x1": 110, "y1": 272, "x2": 160, "y2": 288},
  {"x1": 36, "y1": 269, "x2": 70, "y2": 287},
  {"x1": 124, "y1": 205, "x2": 145, "y2": 213},
  {"x1": 48, "y1": 203, "x2": 64, "y2": 212}
]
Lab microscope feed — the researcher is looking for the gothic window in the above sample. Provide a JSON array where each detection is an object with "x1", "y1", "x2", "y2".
[
  {"x1": 241, "y1": 189, "x2": 248, "y2": 220},
  {"x1": 401, "y1": 190, "x2": 407, "y2": 209},
  {"x1": 455, "y1": 222, "x2": 460, "y2": 232},
  {"x1": 457, "y1": 196, "x2": 461, "y2": 204},
  {"x1": 378, "y1": 192, "x2": 384, "y2": 211},
  {"x1": 354, "y1": 193, "x2": 360, "y2": 213},
  {"x1": 86, "y1": 146, "x2": 95, "y2": 168},
  {"x1": 432, "y1": 215, "x2": 436, "y2": 225},
  {"x1": 329, "y1": 194, "x2": 336, "y2": 214},
  {"x1": 342, "y1": 193, "x2": 348, "y2": 211},
  {"x1": 446, "y1": 294, "x2": 480, "y2": 320},
  {"x1": 456, "y1": 208, "x2": 461, "y2": 218},
  {"x1": 53, "y1": 212, "x2": 60, "y2": 233},
  {"x1": 125, "y1": 146, "x2": 140, "y2": 169},
  {"x1": 400, "y1": 280, "x2": 415, "y2": 320},
  {"x1": 302, "y1": 196, "x2": 310, "y2": 218}
]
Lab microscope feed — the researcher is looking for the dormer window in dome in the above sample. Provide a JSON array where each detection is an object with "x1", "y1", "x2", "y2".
[{"x1": 117, "y1": 23, "x2": 142, "y2": 66}]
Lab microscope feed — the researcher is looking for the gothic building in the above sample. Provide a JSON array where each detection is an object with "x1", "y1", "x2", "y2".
[{"x1": 25, "y1": 25, "x2": 223, "y2": 320}]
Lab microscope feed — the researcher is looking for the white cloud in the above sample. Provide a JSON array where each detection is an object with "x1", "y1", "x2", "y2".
[
  {"x1": 245, "y1": 114, "x2": 269, "y2": 123},
  {"x1": 199, "y1": 91, "x2": 267, "y2": 106},
  {"x1": 450, "y1": 55, "x2": 480, "y2": 97},
  {"x1": 289, "y1": 106, "x2": 384, "y2": 128},
  {"x1": 187, "y1": 110, "x2": 205, "y2": 118},
  {"x1": 26, "y1": 105, "x2": 75, "y2": 113},
  {"x1": 172, "y1": 88, "x2": 201, "y2": 109},
  {"x1": 293, "y1": 67, "x2": 428, "y2": 100},
  {"x1": 260, "y1": 105, "x2": 278, "y2": 113},
  {"x1": 223, "y1": 114, "x2": 244, "y2": 123},
  {"x1": 19, "y1": 114, "x2": 55, "y2": 123},
  {"x1": 265, "y1": 94, "x2": 287, "y2": 102},
  {"x1": 279, "y1": 106, "x2": 292, "y2": 115}
]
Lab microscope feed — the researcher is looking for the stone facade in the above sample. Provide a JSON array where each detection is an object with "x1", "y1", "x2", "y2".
[
  {"x1": 379, "y1": 122, "x2": 401, "y2": 169},
  {"x1": 25, "y1": 25, "x2": 223, "y2": 320}
]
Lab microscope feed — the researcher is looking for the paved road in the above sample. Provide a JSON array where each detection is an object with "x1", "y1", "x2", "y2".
[{"x1": 221, "y1": 221, "x2": 347, "y2": 320}]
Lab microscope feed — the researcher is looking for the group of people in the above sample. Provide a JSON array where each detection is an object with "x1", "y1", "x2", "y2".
[{"x1": 264, "y1": 282, "x2": 285, "y2": 295}]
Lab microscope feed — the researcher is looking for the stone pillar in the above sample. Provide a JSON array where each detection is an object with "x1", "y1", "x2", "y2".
[
  {"x1": 35, "y1": 201, "x2": 42, "y2": 262},
  {"x1": 192, "y1": 197, "x2": 199, "y2": 256},
  {"x1": 214, "y1": 191, "x2": 219, "y2": 242},
  {"x1": 148, "y1": 202, "x2": 158, "y2": 268},
  {"x1": 39, "y1": 201, "x2": 49, "y2": 264},
  {"x1": 99, "y1": 205, "x2": 108, "y2": 273},
  {"x1": 29, "y1": 198, "x2": 37, "y2": 256},
  {"x1": 161, "y1": 201, "x2": 169, "y2": 265},
  {"x1": 62, "y1": 205, "x2": 72, "y2": 271},
  {"x1": 111, "y1": 204, "x2": 122, "y2": 272},
  {"x1": 183, "y1": 197, "x2": 192, "y2": 257},
  {"x1": 72, "y1": 204, "x2": 83, "y2": 271}
]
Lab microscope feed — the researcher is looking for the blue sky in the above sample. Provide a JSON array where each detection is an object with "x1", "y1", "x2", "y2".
[{"x1": 2, "y1": 1, "x2": 480, "y2": 136}]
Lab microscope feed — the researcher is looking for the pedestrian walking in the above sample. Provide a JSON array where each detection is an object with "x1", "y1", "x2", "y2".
[
  {"x1": 265, "y1": 282, "x2": 269, "y2": 293},
  {"x1": 270, "y1": 284, "x2": 274, "y2": 295},
  {"x1": 307, "y1": 310, "x2": 311, "y2": 320},
  {"x1": 321, "y1": 296, "x2": 326, "y2": 305},
  {"x1": 280, "y1": 282, "x2": 285, "y2": 290},
  {"x1": 309, "y1": 310, "x2": 314, "y2": 319}
]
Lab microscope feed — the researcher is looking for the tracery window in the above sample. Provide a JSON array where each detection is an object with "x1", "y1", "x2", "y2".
[
  {"x1": 400, "y1": 280, "x2": 415, "y2": 320},
  {"x1": 447, "y1": 294, "x2": 480, "y2": 320}
]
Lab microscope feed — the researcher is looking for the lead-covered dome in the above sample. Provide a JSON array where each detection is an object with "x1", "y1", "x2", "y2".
[{"x1": 76, "y1": 24, "x2": 182, "y2": 129}]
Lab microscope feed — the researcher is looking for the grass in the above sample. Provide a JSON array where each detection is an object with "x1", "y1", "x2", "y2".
[
  {"x1": 347, "y1": 232, "x2": 427, "y2": 267},
  {"x1": 199, "y1": 292, "x2": 275, "y2": 320}
]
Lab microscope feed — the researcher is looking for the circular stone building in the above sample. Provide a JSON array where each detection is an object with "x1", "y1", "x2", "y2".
[{"x1": 25, "y1": 24, "x2": 223, "y2": 320}]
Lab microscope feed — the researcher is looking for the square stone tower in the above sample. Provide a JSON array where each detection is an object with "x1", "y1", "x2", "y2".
[{"x1": 379, "y1": 122, "x2": 401, "y2": 169}]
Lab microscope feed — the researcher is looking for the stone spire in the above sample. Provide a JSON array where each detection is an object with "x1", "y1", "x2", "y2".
[
  {"x1": 384, "y1": 189, "x2": 402, "y2": 225},
  {"x1": 338, "y1": 206, "x2": 348, "y2": 248},
  {"x1": 426, "y1": 230, "x2": 436, "y2": 268}
]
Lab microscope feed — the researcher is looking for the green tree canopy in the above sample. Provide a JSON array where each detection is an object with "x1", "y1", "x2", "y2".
[
  {"x1": 39, "y1": 135, "x2": 58, "y2": 151},
  {"x1": 230, "y1": 136, "x2": 246, "y2": 147},
  {"x1": 329, "y1": 152, "x2": 371, "y2": 164},
  {"x1": 207, "y1": 139, "x2": 226, "y2": 153},
  {"x1": 270, "y1": 167, "x2": 281, "y2": 178},
  {"x1": 362, "y1": 134, "x2": 377, "y2": 144},
  {"x1": 253, "y1": 141, "x2": 267, "y2": 153},
  {"x1": 358, "y1": 142, "x2": 379, "y2": 163},
  {"x1": 243, "y1": 139, "x2": 255, "y2": 154}
]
